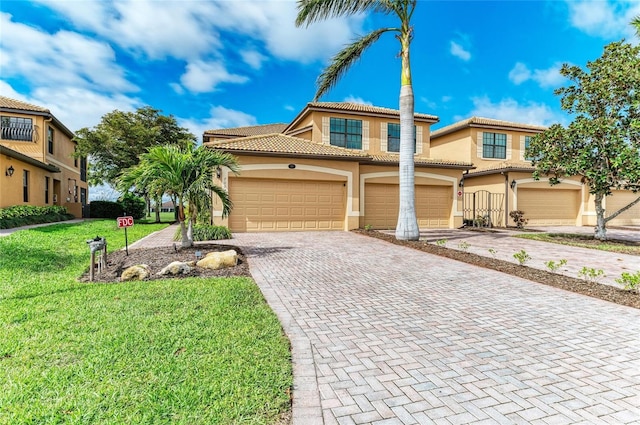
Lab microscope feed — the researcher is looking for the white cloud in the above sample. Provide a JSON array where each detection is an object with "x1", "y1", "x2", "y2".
[
  {"x1": 284, "y1": 105, "x2": 295, "y2": 111},
  {"x1": 450, "y1": 41, "x2": 471, "y2": 61},
  {"x1": 566, "y1": 0, "x2": 640, "y2": 40},
  {"x1": 179, "y1": 61, "x2": 249, "y2": 94},
  {"x1": 179, "y1": 106, "x2": 258, "y2": 142},
  {"x1": 241, "y1": 50, "x2": 268, "y2": 70},
  {"x1": 343, "y1": 95, "x2": 372, "y2": 105},
  {"x1": 509, "y1": 62, "x2": 567, "y2": 89},
  {"x1": 467, "y1": 96, "x2": 564, "y2": 127}
]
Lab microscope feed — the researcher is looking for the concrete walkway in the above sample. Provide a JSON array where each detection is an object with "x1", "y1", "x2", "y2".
[
  {"x1": 0, "y1": 219, "x2": 86, "y2": 237},
  {"x1": 132, "y1": 226, "x2": 640, "y2": 424}
]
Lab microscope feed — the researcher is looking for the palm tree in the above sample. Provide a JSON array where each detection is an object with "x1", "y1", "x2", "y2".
[
  {"x1": 296, "y1": 0, "x2": 420, "y2": 240},
  {"x1": 130, "y1": 144, "x2": 239, "y2": 247},
  {"x1": 633, "y1": 16, "x2": 640, "y2": 36}
]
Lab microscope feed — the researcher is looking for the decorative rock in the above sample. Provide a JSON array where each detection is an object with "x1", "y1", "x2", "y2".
[
  {"x1": 157, "y1": 261, "x2": 193, "y2": 276},
  {"x1": 121, "y1": 264, "x2": 151, "y2": 281},
  {"x1": 197, "y1": 250, "x2": 238, "y2": 270}
]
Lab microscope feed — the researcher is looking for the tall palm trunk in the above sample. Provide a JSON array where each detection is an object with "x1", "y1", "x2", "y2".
[{"x1": 395, "y1": 22, "x2": 419, "y2": 241}]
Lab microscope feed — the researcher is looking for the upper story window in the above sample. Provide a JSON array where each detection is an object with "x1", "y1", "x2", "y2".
[
  {"x1": 80, "y1": 157, "x2": 87, "y2": 182},
  {"x1": 330, "y1": 117, "x2": 362, "y2": 149},
  {"x1": 47, "y1": 127, "x2": 54, "y2": 154},
  {"x1": 23, "y1": 170, "x2": 29, "y2": 202},
  {"x1": 387, "y1": 123, "x2": 416, "y2": 153},
  {"x1": 1, "y1": 116, "x2": 33, "y2": 142},
  {"x1": 482, "y1": 132, "x2": 507, "y2": 159},
  {"x1": 524, "y1": 135, "x2": 533, "y2": 161}
]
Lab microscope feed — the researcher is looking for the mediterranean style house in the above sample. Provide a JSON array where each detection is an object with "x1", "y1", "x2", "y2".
[
  {"x1": 0, "y1": 96, "x2": 87, "y2": 217},
  {"x1": 205, "y1": 102, "x2": 473, "y2": 232},
  {"x1": 430, "y1": 117, "x2": 640, "y2": 227}
]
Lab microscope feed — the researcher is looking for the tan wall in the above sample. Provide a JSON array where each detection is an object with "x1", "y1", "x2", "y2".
[
  {"x1": 430, "y1": 129, "x2": 473, "y2": 163},
  {"x1": 296, "y1": 110, "x2": 432, "y2": 156}
]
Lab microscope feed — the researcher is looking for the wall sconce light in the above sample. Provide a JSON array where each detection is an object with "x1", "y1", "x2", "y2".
[
  {"x1": 458, "y1": 179, "x2": 464, "y2": 188},
  {"x1": 510, "y1": 180, "x2": 517, "y2": 190},
  {"x1": 215, "y1": 167, "x2": 222, "y2": 179},
  {"x1": 5, "y1": 165, "x2": 14, "y2": 177}
]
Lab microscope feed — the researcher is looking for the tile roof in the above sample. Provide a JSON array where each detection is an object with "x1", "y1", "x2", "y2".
[
  {"x1": 369, "y1": 154, "x2": 472, "y2": 168},
  {"x1": 0, "y1": 96, "x2": 50, "y2": 113},
  {"x1": 204, "y1": 123, "x2": 288, "y2": 137},
  {"x1": 466, "y1": 162, "x2": 535, "y2": 176},
  {"x1": 432, "y1": 117, "x2": 547, "y2": 138},
  {"x1": 306, "y1": 102, "x2": 438, "y2": 121},
  {"x1": 206, "y1": 133, "x2": 369, "y2": 158}
]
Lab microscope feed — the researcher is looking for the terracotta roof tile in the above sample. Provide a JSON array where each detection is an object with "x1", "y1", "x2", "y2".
[
  {"x1": 467, "y1": 162, "x2": 535, "y2": 176},
  {"x1": 307, "y1": 102, "x2": 438, "y2": 121},
  {"x1": 0, "y1": 96, "x2": 50, "y2": 113},
  {"x1": 204, "y1": 123, "x2": 288, "y2": 137},
  {"x1": 370, "y1": 154, "x2": 473, "y2": 168},
  {"x1": 432, "y1": 117, "x2": 547, "y2": 138},
  {"x1": 206, "y1": 133, "x2": 368, "y2": 158}
]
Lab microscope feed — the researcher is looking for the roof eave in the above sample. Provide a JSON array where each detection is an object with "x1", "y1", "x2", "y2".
[
  {"x1": 467, "y1": 166, "x2": 535, "y2": 177},
  {"x1": 0, "y1": 145, "x2": 61, "y2": 172}
]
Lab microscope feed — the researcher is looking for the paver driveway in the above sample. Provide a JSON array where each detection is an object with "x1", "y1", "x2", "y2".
[{"x1": 228, "y1": 231, "x2": 640, "y2": 425}]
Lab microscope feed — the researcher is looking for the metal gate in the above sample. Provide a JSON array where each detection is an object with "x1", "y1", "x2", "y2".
[{"x1": 463, "y1": 190, "x2": 504, "y2": 227}]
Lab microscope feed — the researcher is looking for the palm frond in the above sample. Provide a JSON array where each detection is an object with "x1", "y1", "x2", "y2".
[
  {"x1": 315, "y1": 27, "x2": 394, "y2": 100},
  {"x1": 633, "y1": 15, "x2": 640, "y2": 37},
  {"x1": 296, "y1": 0, "x2": 392, "y2": 27}
]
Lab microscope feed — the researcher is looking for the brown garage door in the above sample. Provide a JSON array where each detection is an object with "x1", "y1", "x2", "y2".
[
  {"x1": 364, "y1": 184, "x2": 451, "y2": 229},
  {"x1": 228, "y1": 178, "x2": 345, "y2": 232},
  {"x1": 517, "y1": 188, "x2": 579, "y2": 226},
  {"x1": 606, "y1": 190, "x2": 640, "y2": 225}
]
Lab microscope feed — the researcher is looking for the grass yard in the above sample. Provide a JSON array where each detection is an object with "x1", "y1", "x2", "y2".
[
  {"x1": 0, "y1": 220, "x2": 292, "y2": 424},
  {"x1": 138, "y1": 211, "x2": 177, "y2": 224},
  {"x1": 515, "y1": 232, "x2": 640, "y2": 255}
]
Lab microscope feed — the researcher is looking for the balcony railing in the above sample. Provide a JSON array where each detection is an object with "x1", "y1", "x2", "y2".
[{"x1": 1, "y1": 123, "x2": 36, "y2": 142}]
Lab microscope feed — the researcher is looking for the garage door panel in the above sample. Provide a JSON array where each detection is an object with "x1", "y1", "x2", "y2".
[
  {"x1": 229, "y1": 178, "x2": 345, "y2": 232},
  {"x1": 518, "y1": 189, "x2": 579, "y2": 225},
  {"x1": 364, "y1": 184, "x2": 451, "y2": 229},
  {"x1": 607, "y1": 191, "x2": 640, "y2": 225}
]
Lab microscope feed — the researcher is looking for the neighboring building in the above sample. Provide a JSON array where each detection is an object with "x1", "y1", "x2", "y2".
[
  {"x1": 0, "y1": 96, "x2": 87, "y2": 217},
  {"x1": 205, "y1": 102, "x2": 473, "y2": 232},
  {"x1": 430, "y1": 117, "x2": 640, "y2": 227},
  {"x1": 150, "y1": 201, "x2": 175, "y2": 213}
]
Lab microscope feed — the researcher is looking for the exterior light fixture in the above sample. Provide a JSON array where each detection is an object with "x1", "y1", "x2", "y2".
[
  {"x1": 288, "y1": 164, "x2": 296, "y2": 169},
  {"x1": 510, "y1": 180, "x2": 517, "y2": 190},
  {"x1": 458, "y1": 179, "x2": 464, "y2": 188},
  {"x1": 5, "y1": 165, "x2": 14, "y2": 177},
  {"x1": 216, "y1": 167, "x2": 222, "y2": 179}
]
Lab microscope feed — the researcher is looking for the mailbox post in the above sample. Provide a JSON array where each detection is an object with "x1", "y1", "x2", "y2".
[{"x1": 117, "y1": 214, "x2": 134, "y2": 255}]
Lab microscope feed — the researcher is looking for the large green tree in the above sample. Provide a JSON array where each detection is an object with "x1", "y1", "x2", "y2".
[
  {"x1": 125, "y1": 144, "x2": 239, "y2": 247},
  {"x1": 296, "y1": 0, "x2": 421, "y2": 240},
  {"x1": 527, "y1": 41, "x2": 640, "y2": 240},
  {"x1": 74, "y1": 106, "x2": 195, "y2": 187}
]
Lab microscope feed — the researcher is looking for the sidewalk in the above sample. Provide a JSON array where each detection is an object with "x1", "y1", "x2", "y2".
[{"x1": 0, "y1": 219, "x2": 86, "y2": 237}]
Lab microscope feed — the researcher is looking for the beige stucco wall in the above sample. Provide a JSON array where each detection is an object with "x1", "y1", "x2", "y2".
[{"x1": 430, "y1": 129, "x2": 473, "y2": 164}]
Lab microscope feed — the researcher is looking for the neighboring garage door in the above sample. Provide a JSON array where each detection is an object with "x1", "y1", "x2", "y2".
[
  {"x1": 517, "y1": 188, "x2": 579, "y2": 226},
  {"x1": 229, "y1": 178, "x2": 345, "y2": 232},
  {"x1": 364, "y1": 184, "x2": 451, "y2": 229},
  {"x1": 606, "y1": 190, "x2": 640, "y2": 225}
]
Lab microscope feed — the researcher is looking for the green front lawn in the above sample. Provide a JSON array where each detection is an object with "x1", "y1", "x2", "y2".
[
  {"x1": 0, "y1": 220, "x2": 292, "y2": 424},
  {"x1": 515, "y1": 232, "x2": 640, "y2": 255}
]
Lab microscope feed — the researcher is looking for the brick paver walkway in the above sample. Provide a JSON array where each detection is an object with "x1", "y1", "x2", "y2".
[{"x1": 132, "y1": 227, "x2": 640, "y2": 424}]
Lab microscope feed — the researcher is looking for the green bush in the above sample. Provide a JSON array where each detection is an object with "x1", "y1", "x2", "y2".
[
  {"x1": 174, "y1": 224, "x2": 232, "y2": 241},
  {"x1": 119, "y1": 193, "x2": 146, "y2": 219},
  {"x1": 0, "y1": 205, "x2": 73, "y2": 229},
  {"x1": 89, "y1": 200, "x2": 124, "y2": 219}
]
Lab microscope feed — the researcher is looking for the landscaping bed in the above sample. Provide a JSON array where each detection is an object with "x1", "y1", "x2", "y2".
[{"x1": 354, "y1": 229, "x2": 640, "y2": 309}]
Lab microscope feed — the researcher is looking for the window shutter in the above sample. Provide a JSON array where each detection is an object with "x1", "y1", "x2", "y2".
[
  {"x1": 416, "y1": 126, "x2": 423, "y2": 155},
  {"x1": 477, "y1": 132, "x2": 484, "y2": 158},
  {"x1": 506, "y1": 134, "x2": 512, "y2": 160},
  {"x1": 362, "y1": 120, "x2": 369, "y2": 151},
  {"x1": 519, "y1": 135, "x2": 525, "y2": 161},
  {"x1": 322, "y1": 116, "x2": 330, "y2": 145},
  {"x1": 380, "y1": 123, "x2": 388, "y2": 152}
]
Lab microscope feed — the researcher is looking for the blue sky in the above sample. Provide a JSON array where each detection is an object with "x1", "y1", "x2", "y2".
[{"x1": 2, "y1": 0, "x2": 639, "y2": 141}]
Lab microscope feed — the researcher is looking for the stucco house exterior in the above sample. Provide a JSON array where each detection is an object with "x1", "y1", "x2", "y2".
[
  {"x1": 205, "y1": 102, "x2": 473, "y2": 232},
  {"x1": 430, "y1": 117, "x2": 640, "y2": 227},
  {"x1": 0, "y1": 96, "x2": 87, "y2": 217}
]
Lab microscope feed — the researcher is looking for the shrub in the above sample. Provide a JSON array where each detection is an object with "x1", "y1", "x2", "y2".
[
  {"x1": 0, "y1": 205, "x2": 73, "y2": 229},
  {"x1": 545, "y1": 259, "x2": 567, "y2": 274},
  {"x1": 119, "y1": 193, "x2": 146, "y2": 219},
  {"x1": 616, "y1": 272, "x2": 640, "y2": 293},
  {"x1": 509, "y1": 210, "x2": 528, "y2": 229},
  {"x1": 174, "y1": 224, "x2": 232, "y2": 241},
  {"x1": 513, "y1": 249, "x2": 531, "y2": 265},
  {"x1": 578, "y1": 267, "x2": 605, "y2": 283},
  {"x1": 458, "y1": 241, "x2": 470, "y2": 251},
  {"x1": 89, "y1": 201, "x2": 124, "y2": 219},
  {"x1": 435, "y1": 239, "x2": 447, "y2": 246}
]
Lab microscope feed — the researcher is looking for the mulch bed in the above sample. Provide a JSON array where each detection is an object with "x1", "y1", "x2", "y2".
[
  {"x1": 80, "y1": 243, "x2": 251, "y2": 283},
  {"x1": 353, "y1": 229, "x2": 640, "y2": 310}
]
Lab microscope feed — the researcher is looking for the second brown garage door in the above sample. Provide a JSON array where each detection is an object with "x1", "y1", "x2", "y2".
[
  {"x1": 517, "y1": 188, "x2": 579, "y2": 226},
  {"x1": 364, "y1": 184, "x2": 451, "y2": 229},
  {"x1": 228, "y1": 178, "x2": 345, "y2": 232}
]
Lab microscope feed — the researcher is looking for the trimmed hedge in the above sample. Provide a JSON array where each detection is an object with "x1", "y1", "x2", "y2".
[
  {"x1": 89, "y1": 201, "x2": 124, "y2": 219},
  {"x1": 173, "y1": 224, "x2": 232, "y2": 241},
  {"x1": 0, "y1": 205, "x2": 74, "y2": 229},
  {"x1": 120, "y1": 193, "x2": 146, "y2": 219}
]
